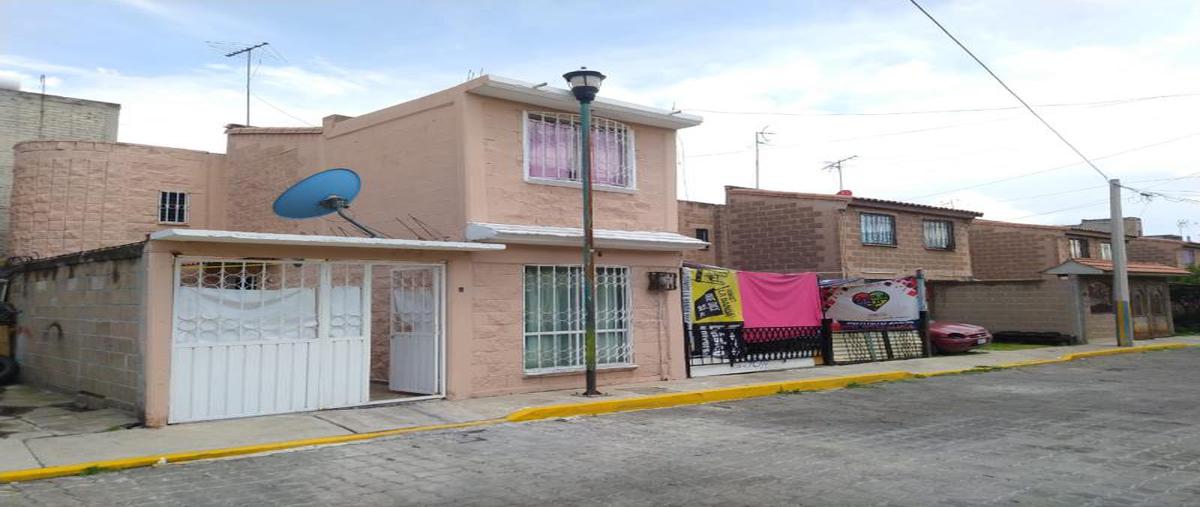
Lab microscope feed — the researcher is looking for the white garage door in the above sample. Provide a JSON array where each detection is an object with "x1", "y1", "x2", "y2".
[{"x1": 169, "y1": 259, "x2": 372, "y2": 423}]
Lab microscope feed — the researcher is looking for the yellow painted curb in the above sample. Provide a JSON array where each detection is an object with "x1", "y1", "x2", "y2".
[
  {"x1": 0, "y1": 419, "x2": 499, "y2": 484},
  {"x1": 1060, "y1": 343, "x2": 1191, "y2": 361},
  {"x1": 506, "y1": 371, "x2": 914, "y2": 422}
]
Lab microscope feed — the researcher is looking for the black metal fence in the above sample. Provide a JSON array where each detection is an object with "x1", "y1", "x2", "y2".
[
  {"x1": 687, "y1": 323, "x2": 827, "y2": 369},
  {"x1": 1171, "y1": 283, "x2": 1200, "y2": 333}
]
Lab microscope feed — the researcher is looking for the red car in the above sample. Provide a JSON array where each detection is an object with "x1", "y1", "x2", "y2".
[{"x1": 929, "y1": 321, "x2": 992, "y2": 354}]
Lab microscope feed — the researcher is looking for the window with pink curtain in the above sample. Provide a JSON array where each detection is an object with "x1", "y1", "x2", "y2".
[{"x1": 527, "y1": 112, "x2": 632, "y2": 188}]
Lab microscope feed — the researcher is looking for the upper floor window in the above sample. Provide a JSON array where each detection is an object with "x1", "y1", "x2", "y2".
[
  {"x1": 159, "y1": 191, "x2": 188, "y2": 224},
  {"x1": 525, "y1": 111, "x2": 634, "y2": 189},
  {"x1": 695, "y1": 228, "x2": 710, "y2": 250},
  {"x1": 860, "y1": 213, "x2": 896, "y2": 246},
  {"x1": 1069, "y1": 238, "x2": 1089, "y2": 259},
  {"x1": 1100, "y1": 242, "x2": 1113, "y2": 260},
  {"x1": 923, "y1": 219, "x2": 954, "y2": 250}
]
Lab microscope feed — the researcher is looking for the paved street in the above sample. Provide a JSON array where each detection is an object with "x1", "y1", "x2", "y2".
[{"x1": 4, "y1": 349, "x2": 1200, "y2": 506}]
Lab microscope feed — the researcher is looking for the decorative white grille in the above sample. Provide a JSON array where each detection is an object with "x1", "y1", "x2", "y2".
[{"x1": 522, "y1": 265, "x2": 631, "y2": 372}]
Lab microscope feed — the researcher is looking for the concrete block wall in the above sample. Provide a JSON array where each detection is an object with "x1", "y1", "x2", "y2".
[
  {"x1": 969, "y1": 221, "x2": 1064, "y2": 280},
  {"x1": 839, "y1": 205, "x2": 974, "y2": 281},
  {"x1": 1128, "y1": 237, "x2": 1189, "y2": 267},
  {"x1": 718, "y1": 190, "x2": 842, "y2": 275},
  {"x1": 677, "y1": 200, "x2": 720, "y2": 266},
  {"x1": 930, "y1": 277, "x2": 1076, "y2": 337},
  {"x1": 0, "y1": 89, "x2": 119, "y2": 255},
  {"x1": 8, "y1": 253, "x2": 145, "y2": 412},
  {"x1": 10, "y1": 141, "x2": 223, "y2": 258}
]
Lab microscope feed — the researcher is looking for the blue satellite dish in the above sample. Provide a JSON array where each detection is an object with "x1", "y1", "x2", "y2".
[{"x1": 272, "y1": 168, "x2": 362, "y2": 219}]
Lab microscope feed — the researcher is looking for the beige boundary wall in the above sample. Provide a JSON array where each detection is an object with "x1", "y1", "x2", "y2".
[{"x1": 929, "y1": 277, "x2": 1078, "y2": 339}]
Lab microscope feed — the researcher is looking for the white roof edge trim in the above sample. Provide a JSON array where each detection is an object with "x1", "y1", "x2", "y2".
[
  {"x1": 466, "y1": 222, "x2": 709, "y2": 251},
  {"x1": 468, "y1": 76, "x2": 703, "y2": 130},
  {"x1": 149, "y1": 229, "x2": 506, "y2": 252}
]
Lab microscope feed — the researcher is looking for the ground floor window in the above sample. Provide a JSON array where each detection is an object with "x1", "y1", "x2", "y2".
[{"x1": 523, "y1": 265, "x2": 631, "y2": 372}]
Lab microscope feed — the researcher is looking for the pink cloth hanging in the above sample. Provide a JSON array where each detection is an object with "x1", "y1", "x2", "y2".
[{"x1": 735, "y1": 271, "x2": 822, "y2": 328}]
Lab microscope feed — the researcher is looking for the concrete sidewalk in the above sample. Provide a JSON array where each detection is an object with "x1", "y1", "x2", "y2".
[{"x1": 3, "y1": 335, "x2": 1198, "y2": 474}]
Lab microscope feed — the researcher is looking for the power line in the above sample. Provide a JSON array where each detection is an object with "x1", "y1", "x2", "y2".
[
  {"x1": 908, "y1": 0, "x2": 1108, "y2": 182},
  {"x1": 994, "y1": 172, "x2": 1200, "y2": 203},
  {"x1": 683, "y1": 91, "x2": 1200, "y2": 117},
  {"x1": 908, "y1": 132, "x2": 1200, "y2": 200},
  {"x1": 251, "y1": 92, "x2": 317, "y2": 126}
]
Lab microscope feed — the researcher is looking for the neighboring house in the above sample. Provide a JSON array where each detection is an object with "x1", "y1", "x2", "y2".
[
  {"x1": 678, "y1": 187, "x2": 982, "y2": 281},
  {"x1": 1, "y1": 85, "x2": 119, "y2": 256},
  {"x1": 933, "y1": 220, "x2": 1188, "y2": 344},
  {"x1": 6, "y1": 75, "x2": 705, "y2": 426},
  {"x1": 1130, "y1": 235, "x2": 1200, "y2": 269}
]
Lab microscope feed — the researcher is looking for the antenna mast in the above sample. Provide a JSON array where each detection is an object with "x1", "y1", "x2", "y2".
[
  {"x1": 821, "y1": 155, "x2": 858, "y2": 191},
  {"x1": 224, "y1": 42, "x2": 269, "y2": 126},
  {"x1": 754, "y1": 126, "x2": 774, "y2": 189}
]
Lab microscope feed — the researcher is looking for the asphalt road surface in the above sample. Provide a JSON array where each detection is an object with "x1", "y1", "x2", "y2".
[{"x1": 4, "y1": 349, "x2": 1200, "y2": 506}]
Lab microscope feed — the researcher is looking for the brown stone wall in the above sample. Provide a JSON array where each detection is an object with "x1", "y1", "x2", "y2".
[
  {"x1": 929, "y1": 277, "x2": 1076, "y2": 337},
  {"x1": 840, "y1": 204, "x2": 974, "y2": 281},
  {"x1": 677, "y1": 200, "x2": 720, "y2": 266},
  {"x1": 718, "y1": 191, "x2": 843, "y2": 275},
  {"x1": 968, "y1": 222, "x2": 1064, "y2": 280},
  {"x1": 8, "y1": 251, "x2": 145, "y2": 412},
  {"x1": 222, "y1": 132, "x2": 322, "y2": 236},
  {"x1": 10, "y1": 141, "x2": 224, "y2": 258}
]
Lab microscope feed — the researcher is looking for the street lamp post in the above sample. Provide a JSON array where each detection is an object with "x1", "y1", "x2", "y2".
[{"x1": 564, "y1": 67, "x2": 606, "y2": 396}]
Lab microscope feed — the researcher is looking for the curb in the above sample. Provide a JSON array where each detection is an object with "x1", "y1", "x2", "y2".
[{"x1": 1, "y1": 342, "x2": 1193, "y2": 484}]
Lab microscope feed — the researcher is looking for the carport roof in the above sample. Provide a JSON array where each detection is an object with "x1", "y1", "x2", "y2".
[{"x1": 149, "y1": 229, "x2": 506, "y2": 251}]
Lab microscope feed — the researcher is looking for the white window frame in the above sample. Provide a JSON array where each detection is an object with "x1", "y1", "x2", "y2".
[
  {"x1": 1100, "y1": 242, "x2": 1113, "y2": 260},
  {"x1": 159, "y1": 191, "x2": 189, "y2": 224},
  {"x1": 521, "y1": 264, "x2": 633, "y2": 374},
  {"x1": 521, "y1": 110, "x2": 637, "y2": 193}
]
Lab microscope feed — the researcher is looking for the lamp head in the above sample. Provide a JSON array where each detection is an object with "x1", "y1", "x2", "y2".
[{"x1": 562, "y1": 67, "x2": 605, "y2": 103}]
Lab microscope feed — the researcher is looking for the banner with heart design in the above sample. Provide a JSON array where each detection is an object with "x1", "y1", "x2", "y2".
[{"x1": 821, "y1": 277, "x2": 919, "y2": 325}]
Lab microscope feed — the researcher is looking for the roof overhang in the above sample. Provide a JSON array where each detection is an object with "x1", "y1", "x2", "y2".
[
  {"x1": 149, "y1": 229, "x2": 506, "y2": 252},
  {"x1": 1044, "y1": 259, "x2": 1190, "y2": 277},
  {"x1": 466, "y1": 76, "x2": 703, "y2": 130},
  {"x1": 466, "y1": 222, "x2": 708, "y2": 251}
]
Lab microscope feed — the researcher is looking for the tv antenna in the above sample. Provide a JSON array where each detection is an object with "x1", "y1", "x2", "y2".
[
  {"x1": 272, "y1": 168, "x2": 385, "y2": 238},
  {"x1": 754, "y1": 126, "x2": 774, "y2": 189},
  {"x1": 821, "y1": 155, "x2": 858, "y2": 192},
  {"x1": 1179, "y1": 219, "x2": 1193, "y2": 238},
  {"x1": 217, "y1": 41, "x2": 270, "y2": 126}
]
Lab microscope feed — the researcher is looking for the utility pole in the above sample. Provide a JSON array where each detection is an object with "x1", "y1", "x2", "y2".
[
  {"x1": 224, "y1": 42, "x2": 269, "y2": 126},
  {"x1": 1110, "y1": 179, "x2": 1134, "y2": 347},
  {"x1": 754, "y1": 126, "x2": 773, "y2": 189},
  {"x1": 821, "y1": 155, "x2": 858, "y2": 191}
]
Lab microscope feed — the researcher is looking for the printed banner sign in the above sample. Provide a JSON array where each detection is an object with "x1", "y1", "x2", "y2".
[
  {"x1": 690, "y1": 268, "x2": 744, "y2": 324},
  {"x1": 821, "y1": 277, "x2": 919, "y2": 329}
]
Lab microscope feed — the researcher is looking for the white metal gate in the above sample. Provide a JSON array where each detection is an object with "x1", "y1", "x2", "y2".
[
  {"x1": 169, "y1": 259, "x2": 373, "y2": 423},
  {"x1": 388, "y1": 266, "x2": 443, "y2": 395}
]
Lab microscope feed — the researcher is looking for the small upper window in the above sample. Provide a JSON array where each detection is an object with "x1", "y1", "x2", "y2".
[
  {"x1": 695, "y1": 228, "x2": 710, "y2": 242},
  {"x1": 1100, "y1": 242, "x2": 1113, "y2": 260},
  {"x1": 860, "y1": 213, "x2": 896, "y2": 246},
  {"x1": 525, "y1": 111, "x2": 634, "y2": 189},
  {"x1": 923, "y1": 219, "x2": 954, "y2": 250},
  {"x1": 1069, "y1": 238, "x2": 1089, "y2": 259},
  {"x1": 159, "y1": 191, "x2": 188, "y2": 224}
]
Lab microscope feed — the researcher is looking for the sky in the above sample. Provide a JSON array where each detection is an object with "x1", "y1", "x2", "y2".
[{"x1": 1, "y1": 0, "x2": 1198, "y2": 237}]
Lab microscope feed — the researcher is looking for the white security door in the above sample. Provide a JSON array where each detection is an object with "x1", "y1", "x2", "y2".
[
  {"x1": 388, "y1": 266, "x2": 443, "y2": 395},
  {"x1": 169, "y1": 259, "x2": 371, "y2": 423}
]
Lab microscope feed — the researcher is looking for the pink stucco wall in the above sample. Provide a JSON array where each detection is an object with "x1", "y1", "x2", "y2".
[
  {"x1": 465, "y1": 94, "x2": 679, "y2": 233},
  {"x1": 10, "y1": 141, "x2": 225, "y2": 258}
]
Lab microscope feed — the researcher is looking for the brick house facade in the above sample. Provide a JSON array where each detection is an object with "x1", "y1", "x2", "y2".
[
  {"x1": 932, "y1": 219, "x2": 1185, "y2": 344},
  {"x1": 678, "y1": 187, "x2": 981, "y2": 280},
  {"x1": 1129, "y1": 236, "x2": 1200, "y2": 269}
]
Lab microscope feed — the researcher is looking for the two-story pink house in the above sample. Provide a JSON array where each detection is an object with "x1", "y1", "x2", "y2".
[{"x1": 8, "y1": 75, "x2": 705, "y2": 425}]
